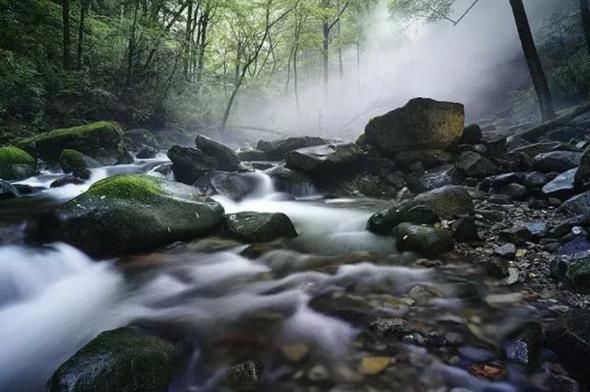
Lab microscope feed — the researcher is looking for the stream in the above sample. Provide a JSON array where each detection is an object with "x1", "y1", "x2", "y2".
[{"x1": 0, "y1": 157, "x2": 563, "y2": 391}]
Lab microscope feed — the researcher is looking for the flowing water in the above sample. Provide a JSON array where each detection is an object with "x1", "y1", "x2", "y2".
[{"x1": 0, "y1": 157, "x2": 564, "y2": 391}]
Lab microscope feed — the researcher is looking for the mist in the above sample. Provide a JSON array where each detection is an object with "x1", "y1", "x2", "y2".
[{"x1": 232, "y1": 0, "x2": 566, "y2": 140}]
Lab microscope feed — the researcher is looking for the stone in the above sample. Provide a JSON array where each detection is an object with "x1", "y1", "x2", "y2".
[
  {"x1": 499, "y1": 183, "x2": 527, "y2": 201},
  {"x1": 547, "y1": 126, "x2": 588, "y2": 142},
  {"x1": 575, "y1": 145, "x2": 590, "y2": 190},
  {"x1": 486, "y1": 257, "x2": 510, "y2": 278},
  {"x1": 18, "y1": 121, "x2": 131, "y2": 164},
  {"x1": 224, "y1": 212, "x2": 297, "y2": 243},
  {"x1": 413, "y1": 185, "x2": 474, "y2": 218},
  {"x1": 461, "y1": 124, "x2": 483, "y2": 144},
  {"x1": 533, "y1": 151, "x2": 582, "y2": 173},
  {"x1": 225, "y1": 360, "x2": 262, "y2": 391},
  {"x1": 136, "y1": 146, "x2": 158, "y2": 159},
  {"x1": 193, "y1": 171, "x2": 258, "y2": 201},
  {"x1": 364, "y1": 98, "x2": 464, "y2": 153},
  {"x1": 494, "y1": 243, "x2": 516, "y2": 259},
  {"x1": 452, "y1": 216, "x2": 480, "y2": 242},
  {"x1": 482, "y1": 172, "x2": 525, "y2": 190},
  {"x1": 558, "y1": 236, "x2": 590, "y2": 256},
  {"x1": 481, "y1": 131, "x2": 508, "y2": 156},
  {"x1": 50, "y1": 176, "x2": 85, "y2": 188},
  {"x1": 195, "y1": 134, "x2": 240, "y2": 171},
  {"x1": 407, "y1": 164, "x2": 458, "y2": 193},
  {"x1": 509, "y1": 141, "x2": 561, "y2": 157},
  {"x1": 456, "y1": 151, "x2": 498, "y2": 178},
  {"x1": 284, "y1": 143, "x2": 362, "y2": 175},
  {"x1": 394, "y1": 149, "x2": 452, "y2": 169},
  {"x1": 267, "y1": 166, "x2": 315, "y2": 197},
  {"x1": 0, "y1": 180, "x2": 18, "y2": 200},
  {"x1": 237, "y1": 148, "x2": 268, "y2": 161},
  {"x1": 393, "y1": 223, "x2": 454, "y2": 257},
  {"x1": 523, "y1": 171, "x2": 548, "y2": 188},
  {"x1": 542, "y1": 168, "x2": 577, "y2": 199},
  {"x1": 281, "y1": 344, "x2": 309, "y2": 362},
  {"x1": 559, "y1": 192, "x2": 590, "y2": 217},
  {"x1": 367, "y1": 318, "x2": 411, "y2": 339},
  {"x1": 47, "y1": 327, "x2": 180, "y2": 392},
  {"x1": 488, "y1": 194, "x2": 512, "y2": 205},
  {"x1": 358, "y1": 357, "x2": 393, "y2": 375},
  {"x1": 59, "y1": 149, "x2": 100, "y2": 175},
  {"x1": 257, "y1": 136, "x2": 327, "y2": 161},
  {"x1": 36, "y1": 175, "x2": 225, "y2": 257},
  {"x1": 0, "y1": 146, "x2": 36, "y2": 180},
  {"x1": 124, "y1": 128, "x2": 158, "y2": 149},
  {"x1": 167, "y1": 145, "x2": 217, "y2": 184}
]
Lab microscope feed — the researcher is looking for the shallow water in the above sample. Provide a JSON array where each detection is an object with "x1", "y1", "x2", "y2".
[{"x1": 0, "y1": 158, "x2": 566, "y2": 391}]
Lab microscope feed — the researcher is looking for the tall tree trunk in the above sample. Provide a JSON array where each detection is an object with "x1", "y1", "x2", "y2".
[
  {"x1": 509, "y1": 0, "x2": 556, "y2": 120},
  {"x1": 196, "y1": 8, "x2": 209, "y2": 84},
  {"x1": 581, "y1": 0, "x2": 590, "y2": 55},
  {"x1": 77, "y1": 0, "x2": 89, "y2": 70},
  {"x1": 184, "y1": 0, "x2": 193, "y2": 81},
  {"x1": 127, "y1": 0, "x2": 140, "y2": 86},
  {"x1": 337, "y1": 18, "x2": 343, "y2": 79},
  {"x1": 294, "y1": 45, "x2": 301, "y2": 112},
  {"x1": 322, "y1": 20, "x2": 329, "y2": 93},
  {"x1": 62, "y1": 0, "x2": 71, "y2": 70}
]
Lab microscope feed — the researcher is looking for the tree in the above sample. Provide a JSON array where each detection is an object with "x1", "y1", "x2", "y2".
[
  {"x1": 77, "y1": 0, "x2": 89, "y2": 70},
  {"x1": 509, "y1": 0, "x2": 556, "y2": 120},
  {"x1": 581, "y1": 0, "x2": 590, "y2": 55},
  {"x1": 63, "y1": 0, "x2": 72, "y2": 70},
  {"x1": 320, "y1": 0, "x2": 351, "y2": 93}
]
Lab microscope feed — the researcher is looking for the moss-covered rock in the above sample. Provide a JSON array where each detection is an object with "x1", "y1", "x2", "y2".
[
  {"x1": 224, "y1": 211, "x2": 297, "y2": 243},
  {"x1": 393, "y1": 223, "x2": 454, "y2": 257},
  {"x1": 47, "y1": 327, "x2": 181, "y2": 392},
  {"x1": 18, "y1": 121, "x2": 132, "y2": 164},
  {"x1": 124, "y1": 128, "x2": 158, "y2": 150},
  {"x1": 0, "y1": 146, "x2": 37, "y2": 180},
  {"x1": 59, "y1": 149, "x2": 100, "y2": 176},
  {"x1": 36, "y1": 174, "x2": 225, "y2": 257}
]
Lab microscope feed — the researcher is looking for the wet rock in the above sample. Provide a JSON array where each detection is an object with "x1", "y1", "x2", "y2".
[
  {"x1": 533, "y1": 151, "x2": 582, "y2": 173},
  {"x1": 393, "y1": 223, "x2": 454, "y2": 257},
  {"x1": 413, "y1": 185, "x2": 474, "y2": 218},
  {"x1": 225, "y1": 360, "x2": 263, "y2": 391},
  {"x1": 547, "y1": 126, "x2": 588, "y2": 142},
  {"x1": 564, "y1": 258, "x2": 590, "y2": 292},
  {"x1": 224, "y1": 212, "x2": 297, "y2": 243},
  {"x1": 394, "y1": 149, "x2": 452, "y2": 169},
  {"x1": 237, "y1": 148, "x2": 268, "y2": 161},
  {"x1": 546, "y1": 309, "x2": 590, "y2": 386},
  {"x1": 18, "y1": 121, "x2": 131, "y2": 164},
  {"x1": 47, "y1": 327, "x2": 180, "y2": 392},
  {"x1": 502, "y1": 322, "x2": 544, "y2": 367},
  {"x1": 558, "y1": 236, "x2": 590, "y2": 256},
  {"x1": 364, "y1": 97, "x2": 464, "y2": 154},
  {"x1": 195, "y1": 134, "x2": 240, "y2": 171},
  {"x1": 59, "y1": 149, "x2": 100, "y2": 175},
  {"x1": 494, "y1": 243, "x2": 516, "y2": 259},
  {"x1": 559, "y1": 191, "x2": 590, "y2": 217},
  {"x1": 37, "y1": 175, "x2": 225, "y2": 257},
  {"x1": 542, "y1": 168, "x2": 576, "y2": 199},
  {"x1": 50, "y1": 175, "x2": 85, "y2": 188},
  {"x1": 0, "y1": 180, "x2": 18, "y2": 200},
  {"x1": 456, "y1": 151, "x2": 498, "y2": 178},
  {"x1": 0, "y1": 146, "x2": 37, "y2": 180},
  {"x1": 367, "y1": 318, "x2": 411, "y2": 340},
  {"x1": 367, "y1": 201, "x2": 440, "y2": 234},
  {"x1": 482, "y1": 172, "x2": 524, "y2": 190},
  {"x1": 285, "y1": 143, "x2": 362, "y2": 175},
  {"x1": 481, "y1": 131, "x2": 508, "y2": 157},
  {"x1": 124, "y1": 128, "x2": 158, "y2": 149},
  {"x1": 167, "y1": 145, "x2": 217, "y2": 184},
  {"x1": 500, "y1": 223, "x2": 545, "y2": 244},
  {"x1": 575, "y1": 145, "x2": 590, "y2": 190},
  {"x1": 509, "y1": 141, "x2": 561, "y2": 157},
  {"x1": 407, "y1": 164, "x2": 459, "y2": 193},
  {"x1": 523, "y1": 171, "x2": 548, "y2": 188},
  {"x1": 452, "y1": 217, "x2": 480, "y2": 243},
  {"x1": 498, "y1": 183, "x2": 527, "y2": 201},
  {"x1": 193, "y1": 171, "x2": 258, "y2": 201},
  {"x1": 488, "y1": 194, "x2": 512, "y2": 205},
  {"x1": 267, "y1": 166, "x2": 315, "y2": 197},
  {"x1": 136, "y1": 146, "x2": 158, "y2": 159},
  {"x1": 309, "y1": 292, "x2": 374, "y2": 325},
  {"x1": 461, "y1": 124, "x2": 483, "y2": 144},
  {"x1": 486, "y1": 257, "x2": 510, "y2": 278},
  {"x1": 257, "y1": 136, "x2": 327, "y2": 161}
]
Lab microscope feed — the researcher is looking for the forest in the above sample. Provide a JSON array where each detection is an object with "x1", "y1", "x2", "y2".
[{"x1": 2, "y1": 0, "x2": 590, "y2": 391}]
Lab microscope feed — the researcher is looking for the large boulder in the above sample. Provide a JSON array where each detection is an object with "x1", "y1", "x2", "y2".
[
  {"x1": 224, "y1": 212, "x2": 297, "y2": 242},
  {"x1": 257, "y1": 136, "x2": 327, "y2": 161},
  {"x1": 456, "y1": 151, "x2": 498, "y2": 178},
  {"x1": 193, "y1": 171, "x2": 258, "y2": 201},
  {"x1": 167, "y1": 145, "x2": 217, "y2": 184},
  {"x1": 36, "y1": 174, "x2": 225, "y2": 257},
  {"x1": 0, "y1": 146, "x2": 36, "y2": 180},
  {"x1": 285, "y1": 143, "x2": 362, "y2": 175},
  {"x1": 59, "y1": 149, "x2": 100, "y2": 176},
  {"x1": 364, "y1": 98, "x2": 464, "y2": 154},
  {"x1": 124, "y1": 128, "x2": 158, "y2": 150},
  {"x1": 268, "y1": 166, "x2": 316, "y2": 197},
  {"x1": 367, "y1": 202, "x2": 440, "y2": 234},
  {"x1": 393, "y1": 223, "x2": 454, "y2": 257},
  {"x1": 0, "y1": 180, "x2": 19, "y2": 200},
  {"x1": 533, "y1": 151, "x2": 582, "y2": 173},
  {"x1": 195, "y1": 135, "x2": 240, "y2": 171},
  {"x1": 47, "y1": 327, "x2": 180, "y2": 392},
  {"x1": 18, "y1": 121, "x2": 131, "y2": 164}
]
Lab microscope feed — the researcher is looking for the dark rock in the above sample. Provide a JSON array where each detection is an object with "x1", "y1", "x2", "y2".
[
  {"x1": 523, "y1": 171, "x2": 548, "y2": 188},
  {"x1": 542, "y1": 168, "x2": 577, "y2": 199},
  {"x1": 575, "y1": 145, "x2": 590, "y2": 190},
  {"x1": 224, "y1": 212, "x2": 297, "y2": 243},
  {"x1": 407, "y1": 164, "x2": 458, "y2": 193},
  {"x1": 564, "y1": 258, "x2": 590, "y2": 292},
  {"x1": 59, "y1": 149, "x2": 100, "y2": 174},
  {"x1": 394, "y1": 149, "x2": 452, "y2": 169},
  {"x1": 413, "y1": 185, "x2": 474, "y2": 218},
  {"x1": 547, "y1": 126, "x2": 588, "y2": 142},
  {"x1": 268, "y1": 166, "x2": 315, "y2": 197},
  {"x1": 461, "y1": 124, "x2": 483, "y2": 144},
  {"x1": 499, "y1": 183, "x2": 527, "y2": 201},
  {"x1": 481, "y1": 131, "x2": 507, "y2": 156},
  {"x1": 533, "y1": 151, "x2": 582, "y2": 173},
  {"x1": 284, "y1": 143, "x2": 362, "y2": 175},
  {"x1": 482, "y1": 172, "x2": 525, "y2": 190},
  {"x1": 456, "y1": 151, "x2": 498, "y2": 178},
  {"x1": 225, "y1": 360, "x2": 263, "y2": 391},
  {"x1": 364, "y1": 98, "x2": 464, "y2": 154},
  {"x1": 494, "y1": 243, "x2": 516, "y2": 259},
  {"x1": 546, "y1": 310, "x2": 590, "y2": 385},
  {"x1": 367, "y1": 202, "x2": 440, "y2": 234},
  {"x1": 367, "y1": 318, "x2": 411, "y2": 340},
  {"x1": 257, "y1": 136, "x2": 327, "y2": 161},
  {"x1": 500, "y1": 226, "x2": 534, "y2": 244},
  {"x1": 50, "y1": 176, "x2": 85, "y2": 188},
  {"x1": 502, "y1": 322, "x2": 544, "y2": 367},
  {"x1": 36, "y1": 175, "x2": 225, "y2": 257},
  {"x1": 136, "y1": 146, "x2": 158, "y2": 159},
  {"x1": 195, "y1": 134, "x2": 240, "y2": 171},
  {"x1": 167, "y1": 145, "x2": 217, "y2": 184},
  {"x1": 559, "y1": 192, "x2": 590, "y2": 217},
  {"x1": 309, "y1": 292, "x2": 373, "y2": 325},
  {"x1": 488, "y1": 194, "x2": 512, "y2": 205},
  {"x1": 47, "y1": 327, "x2": 180, "y2": 392},
  {"x1": 486, "y1": 257, "x2": 510, "y2": 278},
  {"x1": 509, "y1": 141, "x2": 561, "y2": 157},
  {"x1": 393, "y1": 223, "x2": 454, "y2": 257},
  {"x1": 0, "y1": 180, "x2": 18, "y2": 200},
  {"x1": 452, "y1": 217, "x2": 480, "y2": 242},
  {"x1": 193, "y1": 171, "x2": 258, "y2": 201},
  {"x1": 0, "y1": 146, "x2": 37, "y2": 180},
  {"x1": 237, "y1": 148, "x2": 268, "y2": 161},
  {"x1": 558, "y1": 236, "x2": 590, "y2": 256},
  {"x1": 124, "y1": 128, "x2": 158, "y2": 149}
]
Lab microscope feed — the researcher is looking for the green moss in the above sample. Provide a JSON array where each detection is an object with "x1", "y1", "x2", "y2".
[
  {"x1": 85, "y1": 174, "x2": 163, "y2": 201},
  {"x1": 59, "y1": 149, "x2": 86, "y2": 171},
  {"x1": 0, "y1": 146, "x2": 35, "y2": 165},
  {"x1": 27, "y1": 121, "x2": 122, "y2": 143}
]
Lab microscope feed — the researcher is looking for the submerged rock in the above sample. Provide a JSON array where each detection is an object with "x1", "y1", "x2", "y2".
[
  {"x1": 225, "y1": 360, "x2": 263, "y2": 391},
  {"x1": 0, "y1": 180, "x2": 18, "y2": 200},
  {"x1": 47, "y1": 327, "x2": 180, "y2": 392},
  {"x1": 365, "y1": 98, "x2": 464, "y2": 153},
  {"x1": 195, "y1": 134, "x2": 240, "y2": 171},
  {"x1": 393, "y1": 223, "x2": 454, "y2": 257},
  {"x1": 0, "y1": 146, "x2": 36, "y2": 180},
  {"x1": 193, "y1": 171, "x2": 259, "y2": 201},
  {"x1": 285, "y1": 143, "x2": 362, "y2": 175},
  {"x1": 224, "y1": 212, "x2": 297, "y2": 243},
  {"x1": 18, "y1": 121, "x2": 131, "y2": 164},
  {"x1": 37, "y1": 174, "x2": 224, "y2": 257},
  {"x1": 268, "y1": 166, "x2": 315, "y2": 197},
  {"x1": 167, "y1": 145, "x2": 217, "y2": 184},
  {"x1": 257, "y1": 136, "x2": 327, "y2": 161},
  {"x1": 502, "y1": 322, "x2": 544, "y2": 367}
]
